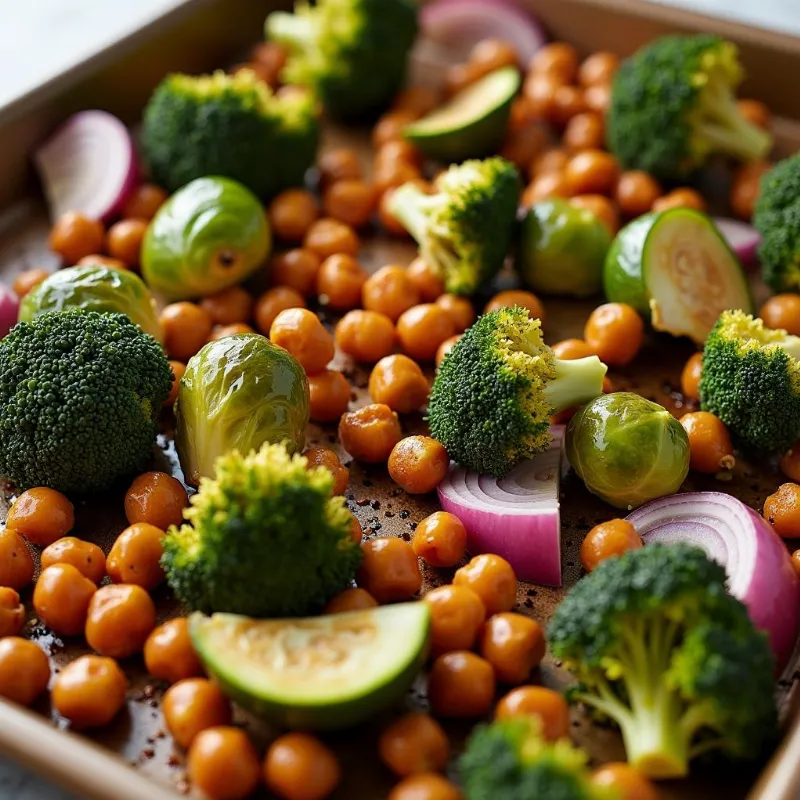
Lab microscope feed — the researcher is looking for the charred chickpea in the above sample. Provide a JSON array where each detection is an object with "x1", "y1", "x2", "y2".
[
  {"x1": 760, "y1": 294, "x2": 800, "y2": 336},
  {"x1": 565, "y1": 150, "x2": 619, "y2": 196},
  {"x1": 584, "y1": 302, "x2": 645, "y2": 366},
  {"x1": 523, "y1": 74, "x2": 561, "y2": 121},
  {"x1": 41, "y1": 537, "x2": 105, "y2": 584},
  {"x1": 199, "y1": 286, "x2": 253, "y2": 326},
  {"x1": 435, "y1": 294, "x2": 475, "y2": 334},
  {"x1": 388, "y1": 436, "x2": 449, "y2": 495},
  {"x1": 106, "y1": 523, "x2": 166, "y2": 590},
  {"x1": 49, "y1": 212, "x2": 105, "y2": 264},
  {"x1": 424, "y1": 584, "x2": 486, "y2": 655},
  {"x1": 580, "y1": 519, "x2": 643, "y2": 573},
  {"x1": 106, "y1": 218, "x2": 147, "y2": 268},
  {"x1": 652, "y1": 188, "x2": 706, "y2": 213},
  {"x1": 369, "y1": 354, "x2": 429, "y2": 413},
  {"x1": 254, "y1": 286, "x2": 306, "y2": 335},
  {"x1": 144, "y1": 618, "x2": 203, "y2": 685},
  {"x1": 569, "y1": 195, "x2": 620, "y2": 236},
  {"x1": 736, "y1": 98, "x2": 771, "y2": 130},
  {"x1": 379, "y1": 188, "x2": 411, "y2": 237},
  {"x1": 781, "y1": 446, "x2": 800, "y2": 484},
  {"x1": 269, "y1": 308, "x2": 335, "y2": 374},
  {"x1": 0, "y1": 638, "x2": 50, "y2": 706},
  {"x1": 397, "y1": 304, "x2": 456, "y2": 362},
  {"x1": 269, "y1": 189, "x2": 320, "y2": 242},
  {"x1": 764, "y1": 483, "x2": 800, "y2": 538},
  {"x1": 308, "y1": 369, "x2": 351, "y2": 423},
  {"x1": 0, "y1": 588, "x2": 25, "y2": 638},
  {"x1": 453, "y1": 554, "x2": 517, "y2": 616},
  {"x1": 563, "y1": 112, "x2": 605, "y2": 152},
  {"x1": 163, "y1": 678, "x2": 232, "y2": 749},
  {"x1": 680, "y1": 352, "x2": 703, "y2": 401},
  {"x1": 363, "y1": 266, "x2": 421, "y2": 321},
  {"x1": 522, "y1": 172, "x2": 571, "y2": 207},
  {"x1": 412, "y1": 512, "x2": 467, "y2": 568},
  {"x1": 85, "y1": 584, "x2": 157, "y2": 658},
  {"x1": 480, "y1": 612, "x2": 546, "y2": 685},
  {"x1": 494, "y1": 686, "x2": 570, "y2": 741},
  {"x1": 428, "y1": 651, "x2": 496, "y2": 718},
  {"x1": 578, "y1": 51, "x2": 620, "y2": 87},
  {"x1": 406, "y1": 257, "x2": 445, "y2": 302},
  {"x1": 529, "y1": 42, "x2": 579, "y2": 83},
  {"x1": 591, "y1": 763, "x2": 661, "y2": 800},
  {"x1": 485, "y1": 290, "x2": 545, "y2": 320},
  {"x1": 209, "y1": 323, "x2": 255, "y2": 341},
  {"x1": 336, "y1": 309, "x2": 396, "y2": 363},
  {"x1": 303, "y1": 218, "x2": 360, "y2": 259},
  {"x1": 373, "y1": 111, "x2": 419, "y2": 148},
  {"x1": 161, "y1": 302, "x2": 213, "y2": 362},
  {"x1": 339, "y1": 403, "x2": 403, "y2": 463},
  {"x1": 731, "y1": 161, "x2": 771, "y2": 221},
  {"x1": 51, "y1": 655, "x2": 127, "y2": 730},
  {"x1": 584, "y1": 83, "x2": 611, "y2": 114},
  {"x1": 188, "y1": 726, "x2": 261, "y2": 800},
  {"x1": 316, "y1": 253, "x2": 369, "y2": 310},
  {"x1": 435, "y1": 335, "x2": 461, "y2": 368},
  {"x1": 323, "y1": 587, "x2": 377, "y2": 614},
  {"x1": 322, "y1": 180, "x2": 377, "y2": 229},
  {"x1": 125, "y1": 471, "x2": 187, "y2": 530},
  {"x1": 680, "y1": 412, "x2": 736, "y2": 474},
  {"x1": 389, "y1": 774, "x2": 463, "y2": 800},
  {"x1": 551, "y1": 338, "x2": 595, "y2": 360},
  {"x1": 271, "y1": 248, "x2": 321, "y2": 296},
  {"x1": 614, "y1": 171, "x2": 662, "y2": 218},
  {"x1": 379, "y1": 712, "x2": 450, "y2": 777},
  {"x1": 33, "y1": 563, "x2": 96, "y2": 637},
  {"x1": 122, "y1": 183, "x2": 168, "y2": 220},
  {"x1": 264, "y1": 732, "x2": 342, "y2": 800},
  {"x1": 0, "y1": 530, "x2": 34, "y2": 590},
  {"x1": 318, "y1": 148, "x2": 362, "y2": 187},
  {"x1": 530, "y1": 147, "x2": 570, "y2": 179},
  {"x1": 13, "y1": 268, "x2": 50, "y2": 298},
  {"x1": 7, "y1": 487, "x2": 74, "y2": 547},
  {"x1": 357, "y1": 536, "x2": 421, "y2": 603},
  {"x1": 304, "y1": 447, "x2": 349, "y2": 496}
]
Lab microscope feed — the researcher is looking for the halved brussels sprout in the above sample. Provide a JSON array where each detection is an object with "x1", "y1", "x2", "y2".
[
  {"x1": 175, "y1": 334, "x2": 309, "y2": 484},
  {"x1": 141, "y1": 176, "x2": 271, "y2": 301},
  {"x1": 19, "y1": 265, "x2": 163, "y2": 342},
  {"x1": 566, "y1": 392, "x2": 690, "y2": 510}
]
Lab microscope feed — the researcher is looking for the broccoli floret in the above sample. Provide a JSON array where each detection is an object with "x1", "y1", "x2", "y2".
[
  {"x1": 0, "y1": 310, "x2": 172, "y2": 494},
  {"x1": 460, "y1": 718, "x2": 614, "y2": 800},
  {"x1": 548, "y1": 545, "x2": 777, "y2": 780},
  {"x1": 428, "y1": 307, "x2": 607, "y2": 477},
  {"x1": 607, "y1": 35, "x2": 772, "y2": 181},
  {"x1": 142, "y1": 69, "x2": 319, "y2": 199},
  {"x1": 699, "y1": 309, "x2": 800, "y2": 455},
  {"x1": 266, "y1": 0, "x2": 418, "y2": 121},
  {"x1": 754, "y1": 154, "x2": 800, "y2": 292},
  {"x1": 162, "y1": 442, "x2": 361, "y2": 618},
  {"x1": 389, "y1": 157, "x2": 522, "y2": 296}
]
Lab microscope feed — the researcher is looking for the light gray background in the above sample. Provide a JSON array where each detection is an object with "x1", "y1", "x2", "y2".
[{"x1": 0, "y1": 0, "x2": 797, "y2": 796}]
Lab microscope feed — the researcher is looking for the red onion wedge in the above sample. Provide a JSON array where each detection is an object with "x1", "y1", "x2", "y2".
[
  {"x1": 34, "y1": 110, "x2": 138, "y2": 223},
  {"x1": 713, "y1": 217, "x2": 761, "y2": 266},
  {"x1": 627, "y1": 492, "x2": 800, "y2": 672},
  {"x1": 0, "y1": 284, "x2": 18, "y2": 338},
  {"x1": 437, "y1": 426, "x2": 565, "y2": 586}
]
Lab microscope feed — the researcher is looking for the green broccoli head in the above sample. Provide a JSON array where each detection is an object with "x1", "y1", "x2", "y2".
[
  {"x1": 142, "y1": 69, "x2": 319, "y2": 199},
  {"x1": 754, "y1": 154, "x2": 800, "y2": 292},
  {"x1": 162, "y1": 442, "x2": 361, "y2": 618},
  {"x1": 460, "y1": 718, "x2": 615, "y2": 800},
  {"x1": 607, "y1": 35, "x2": 772, "y2": 181},
  {"x1": 266, "y1": 0, "x2": 418, "y2": 121},
  {"x1": 548, "y1": 544, "x2": 777, "y2": 780},
  {"x1": 428, "y1": 307, "x2": 607, "y2": 477},
  {"x1": 699, "y1": 309, "x2": 800, "y2": 455},
  {"x1": 0, "y1": 310, "x2": 172, "y2": 494},
  {"x1": 389, "y1": 157, "x2": 522, "y2": 296}
]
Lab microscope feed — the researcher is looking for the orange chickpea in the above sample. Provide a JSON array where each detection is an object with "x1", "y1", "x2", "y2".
[
  {"x1": 161, "y1": 302, "x2": 213, "y2": 362},
  {"x1": 0, "y1": 588, "x2": 25, "y2": 638},
  {"x1": 376, "y1": 140, "x2": 423, "y2": 172},
  {"x1": 374, "y1": 159, "x2": 423, "y2": 196},
  {"x1": 737, "y1": 99, "x2": 771, "y2": 130},
  {"x1": 208, "y1": 323, "x2": 256, "y2": 341},
  {"x1": 760, "y1": 294, "x2": 800, "y2": 336},
  {"x1": 105, "y1": 218, "x2": 147, "y2": 268},
  {"x1": 580, "y1": 519, "x2": 642, "y2": 572},
  {"x1": 379, "y1": 712, "x2": 450, "y2": 777},
  {"x1": 652, "y1": 188, "x2": 706, "y2": 213},
  {"x1": 484, "y1": 290, "x2": 545, "y2": 321},
  {"x1": 781, "y1": 444, "x2": 800, "y2": 483},
  {"x1": 124, "y1": 471, "x2": 187, "y2": 530},
  {"x1": 163, "y1": 678, "x2": 232, "y2": 749},
  {"x1": 444, "y1": 62, "x2": 483, "y2": 97},
  {"x1": 303, "y1": 218, "x2": 359, "y2": 260},
  {"x1": 271, "y1": 249, "x2": 322, "y2": 296},
  {"x1": 427, "y1": 651, "x2": 496, "y2": 718},
  {"x1": 0, "y1": 638, "x2": 50, "y2": 706},
  {"x1": 499, "y1": 123, "x2": 548, "y2": 171},
  {"x1": 436, "y1": 335, "x2": 461, "y2": 368},
  {"x1": 792, "y1": 549, "x2": 800, "y2": 579},
  {"x1": 269, "y1": 308, "x2": 335, "y2": 373},
  {"x1": 509, "y1": 96, "x2": 537, "y2": 133},
  {"x1": 254, "y1": 286, "x2": 306, "y2": 335},
  {"x1": 0, "y1": 529, "x2": 34, "y2": 590},
  {"x1": 523, "y1": 74, "x2": 561, "y2": 121},
  {"x1": 166, "y1": 360, "x2": 186, "y2": 407},
  {"x1": 318, "y1": 148, "x2": 362, "y2": 187},
  {"x1": 322, "y1": 180, "x2": 377, "y2": 229},
  {"x1": 563, "y1": 112, "x2": 605, "y2": 152},
  {"x1": 530, "y1": 147, "x2": 570, "y2": 179},
  {"x1": 264, "y1": 732, "x2": 342, "y2": 800},
  {"x1": 529, "y1": 42, "x2": 579, "y2": 83},
  {"x1": 368, "y1": 354, "x2": 429, "y2": 414},
  {"x1": 379, "y1": 188, "x2": 411, "y2": 237},
  {"x1": 269, "y1": 189, "x2": 320, "y2": 242},
  {"x1": 33, "y1": 563, "x2": 96, "y2": 636},
  {"x1": 357, "y1": 536, "x2": 421, "y2": 603},
  {"x1": 424, "y1": 584, "x2": 486, "y2": 655},
  {"x1": 469, "y1": 38, "x2": 519, "y2": 73},
  {"x1": 569, "y1": 195, "x2": 620, "y2": 236},
  {"x1": 406, "y1": 258, "x2": 445, "y2": 302},
  {"x1": 592, "y1": 763, "x2": 661, "y2": 800},
  {"x1": 51, "y1": 655, "x2": 127, "y2": 730},
  {"x1": 336, "y1": 309, "x2": 395, "y2": 363},
  {"x1": 7, "y1": 487, "x2": 74, "y2": 547},
  {"x1": 339, "y1": 403, "x2": 402, "y2": 463},
  {"x1": 584, "y1": 302, "x2": 644, "y2": 366},
  {"x1": 412, "y1": 512, "x2": 467, "y2": 568},
  {"x1": 435, "y1": 295, "x2": 475, "y2": 334},
  {"x1": 316, "y1": 253, "x2": 368, "y2": 310},
  {"x1": 565, "y1": 150, "x2": 619, "y2": 196},
  {"x1": 494, "y1": 686, "x2": 571, "y2": 741},
  {"x1": 199, "y1": 286, "x2": 253, "y2": 326},
  {"x1": 12, "y1": 268, "x2": 50, "y2": 298},
  {"x1": 308, "y1": 369, "x2": 351, "y2": 423},
  {"x1": 323, "y1": 587, "x2": 378, "y2": 614},
  {"x1": 584, "y1": 83, "x2": 612, "y2": 114},
  {"x1": 480, "y1": 612, "x2": 546, "y2": 685},
  {"x1": 764, "y1": 483, "x2": 800, "y2": 538},
  {"x1": 304, "y1": 446, "x2": 349, "y2": 496},
  {"x1": 363, "y1": 266, "x2": 421, "y2": 322},
  {"x1": 550, "y1": 85, "x2": 588, "y2": 128},
  {"x1": 453, "y1": 554, "x2": 517, "y2": 616},
  {"x1": 578, "y1": 51, "x2": 620, "y2": 87},
  {"x1": 522, "y1": 172, "x2": 571, "y2": 206},
  {"x1": 614, "y1": 171, "x2": 662, "y2": 218},
  {"x1": 388, "y1": 436, "x2": 449, "y2": 494},
  {"x1": 397, "y1": 304, "x2": 456, "y2": 362},
  {"x1": 551, "y1": 338, "x2": 595, "y2": 360},
  {"x1": 393, "y1": 85, "x2": 441, "y2": 118},
  {"x1": 41, "y1": 537, "x2": 105, "y2": 584},
  {"x1": 680, "y1": 411, "x2": 735, "y2": 474},
  {"x1": 48, "y1": 212, "x2": 105, "y2": 265},
  {"x1": 187, "y1": 727, "x2": 260, "y2": 800},
  {"x1": 373, "y1": 111, "x2": 418, "y2": 148},
  {"x1": 85, "y1": 584, "x2": 157, "y2": 658},
  {"x1": 144, "y1": 618, "x2": 203, "y2": 685},
  {"x1": 389, "y1": 773, "x2": 463, "y2": 800},
  {"x1": 77, "y1": 253, "x2": 128, "y2": 270},
  {"x1": 122, "y1": 183, "x2": 168, "y2": 220},
  {"x1": 731, "y1": 161, "x2": 771, "y2": 221},
  {"x1": 680, "y1": 352, "x2": 703, "y2": 401},
  {"x1": 106, "y1": 523, "x2": 166, "y2": 590}
]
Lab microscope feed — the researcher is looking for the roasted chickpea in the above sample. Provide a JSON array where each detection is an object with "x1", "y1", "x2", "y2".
[
  {"x1": 764, "y1": 483, "x2": 800, "y2": 538},
  {"x1": 0, "y1": 638, "x2": 50, "y2": 706},
  {"x1": 323, "y1": 587, "x2": 378, "y2": 614},
  {"x1": 591, "y1": 763, "x2": 660, "y2": 800},
  {"x1": 614, "y1": 171, "x2": 662, "y2": 218},
  {"x1": 379, "y1": 188, "x2": 411, "y2": 237},
  {"x1": 760, "y1": 294, "x2": 800, "y2": 336},
  {"x1": 106, "y1": 218, "x2": 147, "y2": 268},
  {"x1": 444, "y1": 62, "x2": 483, "y2": 97},
  {"x1": 550, "y1": 85, "x2": 588, "y2": 128},
  {"x1": 584, "y1": 302, "x2": 645, "y2": 366},
  {"x1": 161, "y1": 302, "x2": 213, "y2": 361},
  {"x1": 389, "y1": 773, "x2": 462, "y2": 800},
  {"x1": 7, "y1": 487, "x2": 74, "y2": 547},
  {"x1": 49, "y1": 212, "x2": 105, "y2": 264},
  {"x1": 565, "y1": 150, "x2": 619, "y2": 196},
  {"x1": 529, "y1": 42, "x2": 579, "y2": 83},
  {"x1": 484, "y1": 290, "x2": 545, "y2": 321},
  {"x1": 0, "y1": 529, "x2": 34, "y2": 590},
  {"x1": 397, "y1": 304, "x2": 456, "y2": 362},
  {"x1": 569, "y1": 195, "x2": 620, "y2": 236},
  {"x1": 319, "y1": 148, "x2": 362, "y2": 187},
  {"x1": 0, "y1": 588, "x2": 25, "y2": 638},
  {"x1": 357, "y1": 536, "x2": 421, "y2": 603},
  {"x1": 522, "y1": 171, "x2": 571, "y2": 206},
  {"x1": 51, "y1": 655, "x2": 127, "y2": 730},
  {"x1": 33, "y1": 563, "x2": 96, "y2": 637},
  {"x1": 499, "y1": 123, "x2": 548, "y2": 171},
  {"x1": 781, "y1": 445, "x2": 800, "y2": 484},
  {"x1": 652, "y1": 188, "x2": 706, "y2": 213},
  {"x1": 339, "y1": 404, "x2": 403, "y2": 463},
  {"x1": 379, "y1": 712, "x2": 450, "y2": 777},
  {"x1": 563, "y1": 112, "x2": 605, "y2": 152},
  {"x1": 730, "y1": 161, "x2": 771, "y2": 221},
  {"x1": 428, "y1": 651, "x2": 496, "y2": 718},
  {"x1": 509, "y1": 96, "x2": 536, "y2": 133},
  {"x1": 680, "y1": 411, "x2": 736, "y2": 474},
  {"x1": 469, "y1": 38, "x2": 518, "y2": 74},
  {"x1": 495, "y1": 686, "x2": 570, "y2": 741},
  {"x1": 435, "y1": 295, "x2": 475, "y2": 334},
  {"x1": 737, "y1": 99, "x2": 771, "y2": 130},
  {"x1": 269, "y1": 308, "x2": 335, "y2": 374},
  {"x1": 41, "y1": 537, "x2": 105, "y2": 584},
  {"x1": 551, "y1": 338, "x2": 595, "y2": 360},
  {"x1": 269, "y1": 189, "x2": 320, "y2": 242},
  {"x1": 362, "y1": 266, "x2": 421, "y2": 322},
  {"x1": 209, "y1": 323, "x2": 256, "y2": 341},
  {"x1": 792, "y1": 549, "x2": 800, "y2": 579},
  {"x1": 85, "y1": 584, "x2": 157, "y2": 658},
  {"x1": 406, "y1": 258, "x2": 445, "y2": 302},
  {"x1": 264, "y1": 732, "x2": 342, "y2": 800},
  {"x1": 480, "y1": 612, "x2": 546, "y2": 684},
  {"x1": 523, "y1": 74, "x2": 561, "y2": 121},
  {"x1": 435, "y1": 335, "x2": 461, "y2": 368},
  {"x1": 13, "y1": 268, "x2": 50, "y2": 298},
  {"x1": 303, "y1": 218, "x2": 360, "y2": 259},
  {"x1": 680, "y1": 352, "x2": 703, "y2": 401},
  {"x1": 374, "y1": 159, "x2": 424, "y2": 196},
  {"x1": 316, "y1": 253, "x2": 369, "y2": 310},
  {"x1": 308, "y1": 369, "x2": 351, "y2": 423},
  {"x1": 271, "y1": 249, "x2": 321, "y2": 296},
  {"x1": 424, "y1": 585, "x2": 486, "y2": 656},
  {"x1": 106, "y1": 523, "x2": 166, "y2": 590},
  {"x1": 122, "y1": 183, "x2": 168, "y2": 220},
  {"x1": 322, "y1": 180, "x2": 377, "y2": 229},
  {"x1": 161, "y1": 360, "x2": 184, "y2": 409},
  {"x1": 374, "y1": 111, "x2": 419, "y2": 147},
  {"x1": 530, "y1": 147, "x2": 570, "y2": 179},
  {"x1": 303, "y1": 447, "x2": 349, "y2": 496},
  {"x1": 376, "y1": 140, "x2": 423, "y2": 173},
  {"x1": 199, "y1": 286, "x2": 253, "y2": 326},
  {"x1": 580, "y1": 519, "x2": 642, "y2": 572},
  {"x1": 412, "y1": 512, "x2": 467, "y2": 568},
  {"x1": 389, "y1": 436, "x2": 449, "y2": 495},
  {"x1": 584, "y1": 83, "x2": 611, "y2": 114},
  {"x1": 124, "y1": 471, "x2": 187, "y2": 531},
  {"x1": 336, "y1": 309, "x2": 395, "y2": 363},
  {"x1": 254, "y1": 286, "x2": 306, "y2": 335},
  {"x1": 393, "y1": 86, "x2": 440, "y2": 118},
  {"x1": 163, "y1": 678, "x2": 232, "y2": 749},
  {"x1": 368, "y1": 354, "x2": 429, "y2": 413},
  {"x1": 186, "y1": 726, "x2": 261, "y2": 800},
  {"x1": 578, "y1": 51, "x2": 619, "y2": 87},
  {"x1": 453, "y1": 554, "x2": 517, "y2": 616},
  {"x1": 144, "y1": 618, "x2": 203, "y2": 685}
]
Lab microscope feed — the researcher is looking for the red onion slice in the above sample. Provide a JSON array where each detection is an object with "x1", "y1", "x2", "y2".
[
  {"x1": 713, "y1": 217, "x2": 761, "y2": 265},
  {"x1": 0, "y1": 285, "x2": 19, "y2": 338}
]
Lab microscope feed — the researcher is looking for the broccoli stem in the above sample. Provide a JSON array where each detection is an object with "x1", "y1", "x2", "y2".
[
  {"x1": 698, "y1": 87, "x2": 772, "y2": 162},
  {"x1": 543, "y1": 356, "x2": 608, "y2": 413},
  {"x1": 389, "y1": 183, "x2": 436, "y2": 245},
  {"x1": 266, "y1": 11, "x2": 317, "y2": 50}
]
